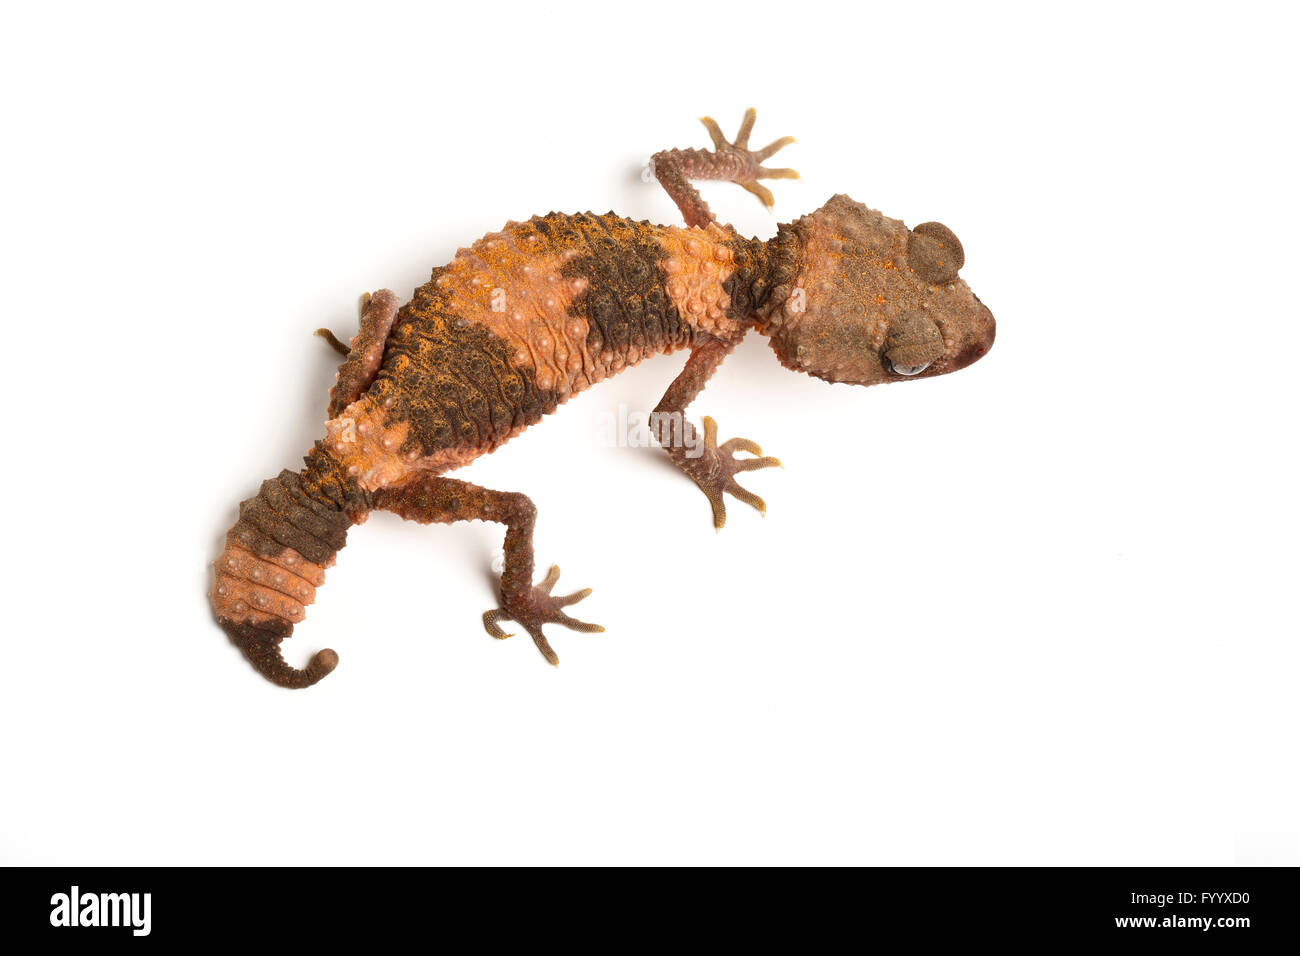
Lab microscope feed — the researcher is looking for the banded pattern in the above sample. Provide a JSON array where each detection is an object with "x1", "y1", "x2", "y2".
[
  {"x1": 211, "y1": 451, "x2": 363, "y2": 688},
  {"x1": 366, "y1": 212, "x2": 706, "y2": 463},
  {"x1": 322, "y1": 212, "x2": 771, "y2": 486}
]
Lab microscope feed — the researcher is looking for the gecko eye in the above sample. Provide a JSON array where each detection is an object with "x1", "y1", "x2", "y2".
[
  {"x1": 884, "y1": 311, "x2": 943, "y2": 377},
  {"x1": 907, "y1": 222, "x2": 964, "y2": 284}
]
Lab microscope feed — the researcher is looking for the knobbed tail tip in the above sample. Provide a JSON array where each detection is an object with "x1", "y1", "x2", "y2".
[
  {"x1": 217, "y1": 616, "x2": 339, "y2": 690},
  {"x1": 311, "y1": 648, "x2": 340, "y2": 676}
]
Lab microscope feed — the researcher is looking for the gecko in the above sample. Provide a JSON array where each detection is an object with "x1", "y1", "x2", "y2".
[{"x1": 211, "y1": 109, "x2": 996, "y2": 687}]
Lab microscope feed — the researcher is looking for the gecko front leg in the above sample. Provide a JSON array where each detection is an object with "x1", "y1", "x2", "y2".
[
  {"x1": 651, "y1": 107, "x2": 799, "y2": 227},
  {"x1": 652, "y1": 337, "x2": 782, "y2": 529},
  {"x1": 373, "y1": 475, "x2": 602, "y2": 666}
]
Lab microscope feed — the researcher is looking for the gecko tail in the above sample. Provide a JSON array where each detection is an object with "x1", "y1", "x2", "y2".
[
  {"x1": 221, "y1": 619, "x2": 339, "y2": 689},
  {"x1": 210, "y1": 459, "x2": 359, "y2": 689}
]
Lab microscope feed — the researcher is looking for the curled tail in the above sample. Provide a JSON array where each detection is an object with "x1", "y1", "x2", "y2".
[{"x1": 211, "y1": 452, "x2": 363, "y2": 688}]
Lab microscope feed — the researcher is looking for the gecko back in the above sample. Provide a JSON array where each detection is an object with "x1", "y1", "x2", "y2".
[{"x1": 320, "y1": 212, "x2": 772, "y2": 483}]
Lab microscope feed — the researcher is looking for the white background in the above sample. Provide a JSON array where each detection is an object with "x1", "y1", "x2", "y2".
[{"x1": 1, "y1": 1, "x2": 1295, "y2": 865}]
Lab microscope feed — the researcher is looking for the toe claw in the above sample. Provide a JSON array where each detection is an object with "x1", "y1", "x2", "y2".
[
  {"x1": 727, "y1": 482, "x2": 767, "y2": 515},
  {"x1": 530, "y1": 630, "x2": 559, "y2": 666},
  {"x1": 482, "y1": 609, "x2": 514, "y2": 640},
  {"x1": 557, "y1": 587, "x2": 593, "y2": 607},
  {"x1": 738, "y1": 180, "x2": 775, "y2": 208},
  {"x1": 733, "y1": 455, "x2": 782, "y2": 473},
  {"x1": 559, "y1": 614, "x2": 605, "y2": 633}
]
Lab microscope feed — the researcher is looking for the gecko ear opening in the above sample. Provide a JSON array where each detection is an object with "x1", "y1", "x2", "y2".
[{"x1": 907, "y1": 221, "x2": 964, "y2": 284}]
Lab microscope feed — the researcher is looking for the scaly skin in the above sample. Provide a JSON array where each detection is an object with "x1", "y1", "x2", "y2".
[{"x1": 211, "y1": 109, "x2": 997, "y2": 687}]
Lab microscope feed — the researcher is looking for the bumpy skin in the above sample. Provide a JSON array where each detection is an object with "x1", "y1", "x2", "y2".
[
  {"x1": 212, "y1": 450, "x2": 364, "y2": 687},
  {"x1": 211, "y1": 110, "x2": 996, "y2": 687}
]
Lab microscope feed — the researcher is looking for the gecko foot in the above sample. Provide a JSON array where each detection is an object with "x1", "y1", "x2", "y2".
[
  {"x1": 684, "y1": 416, "x2": 783, "y2": 530},
  {"x1": 482, "y1": 564, "x2": 604, "y2": 666},
  {"x1": 698, "y1": 107, "x2": 799, "y2": 209}
]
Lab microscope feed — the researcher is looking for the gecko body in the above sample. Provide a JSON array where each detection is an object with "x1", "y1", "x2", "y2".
[{"x1": 211, "y1": 111, "x2": 996, "y2": 686}]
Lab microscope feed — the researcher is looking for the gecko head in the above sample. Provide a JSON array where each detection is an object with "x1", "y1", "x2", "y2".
[{"x1": 763, "y1": 194, "x2": 995, "y2": 387}]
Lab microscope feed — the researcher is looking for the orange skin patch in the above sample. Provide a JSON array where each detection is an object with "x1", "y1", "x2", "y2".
[
  {"x1": 655, "y1": 222, "x2": 747, "y2": 340},
  {"x1": 431, "y1": 227, "x2": 596, "y2": 394},
  {"x1": 211, "y1": 541, "x2": 327, "y2": 628},
  {"x1": 320, "y1": 411, "x2": 415, "y2": 492}
]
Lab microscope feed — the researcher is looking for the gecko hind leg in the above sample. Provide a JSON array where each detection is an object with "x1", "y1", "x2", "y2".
[
  {"x1": 651, "y1": 107, "x2": 799, "y2": 227},
  {"x1": 372, "y1": 475, "x2": 602, "y2": 666},
  {"x1": 316, "y1": 289, "x2": 401, "y2": 417}
]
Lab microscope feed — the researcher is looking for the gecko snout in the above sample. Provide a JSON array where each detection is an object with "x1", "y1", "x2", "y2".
[{"x1": 953, "y1": 297, "x2": 996, "y2": 370}]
